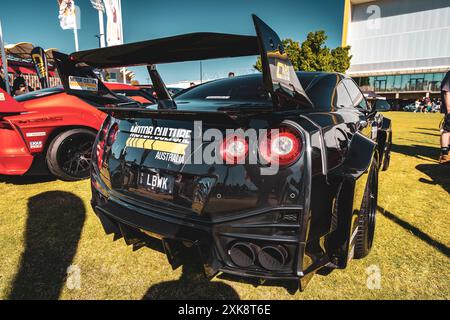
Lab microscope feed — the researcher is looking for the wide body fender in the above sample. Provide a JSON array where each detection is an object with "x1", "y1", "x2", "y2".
[
  {"x1": 325, "y1": 131, "x2": 378, "y2": 268},
  {"x1": 376, "y1": 116, "x2": 392, "y2": 171},
  {"x1": 0, "y1": 124, "x2": 34, "y2": 175},
  {"x1": 1, "y1": 98, "x2": 105, "y2": 175}
]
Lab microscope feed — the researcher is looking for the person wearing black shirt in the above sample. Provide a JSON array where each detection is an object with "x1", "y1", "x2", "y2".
[
  {"x1": 12, "y1": 70, "x2": 26, "y2": 94},
  {"x1": 439, "y1": 70, "x2": 450, "y2": 164},
  {"x1": 0, "y1": 69, "x2": 6, "y2": 91}
]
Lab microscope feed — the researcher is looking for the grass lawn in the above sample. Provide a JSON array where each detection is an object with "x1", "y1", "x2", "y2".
[{"x1": 0, "y1": 112, "x2": 448, "y2": 300}]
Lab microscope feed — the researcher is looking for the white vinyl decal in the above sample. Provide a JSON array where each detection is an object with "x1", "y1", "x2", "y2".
[
  {"x1": 26, "y1": 132, "x2": 46, "y2": 137},
  {"x1": 0, "y1": 93, "x2": 5, "y2": 101},
  {"x1": 29, "y1": 141, "x2": 43, "y2": 149}
]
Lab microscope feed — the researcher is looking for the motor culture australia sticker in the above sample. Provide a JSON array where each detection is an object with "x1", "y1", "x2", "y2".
[
  {"x1": 68, "y1": 76, "x2": 98, "y2": 92},
  {"x1": 125, "y1": 125, "x2": 191, "y2": 164}
]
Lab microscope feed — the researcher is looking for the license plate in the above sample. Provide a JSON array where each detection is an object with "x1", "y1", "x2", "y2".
[{"x1": 138, "y1": 171, "x2": 174, "y2": 195}]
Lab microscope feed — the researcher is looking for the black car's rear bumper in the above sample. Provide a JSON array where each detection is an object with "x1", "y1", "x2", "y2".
[{"x1": 91, "y1": 172, "x2": 307, "y2": 282}]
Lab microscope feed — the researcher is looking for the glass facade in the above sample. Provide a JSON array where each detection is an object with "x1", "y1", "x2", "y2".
[{"x1": 353, "y1": 72, "x2": 446, "y2": 93}]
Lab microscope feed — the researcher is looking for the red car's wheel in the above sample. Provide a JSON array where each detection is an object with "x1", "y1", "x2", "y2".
[{"x1": 46, "y1": 128, "x2": 96, "y2": 181}]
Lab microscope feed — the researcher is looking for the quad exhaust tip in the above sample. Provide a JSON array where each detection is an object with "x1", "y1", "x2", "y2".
[
  {"x1": 228, "y1": 242, "x2": 288, "y2": 271},
  {"x1": 228, "y1": 242, "x2": 256, "y2": 268},
  {"x1": 257, "y1": 245, "x2": 288, "y2": 271}
]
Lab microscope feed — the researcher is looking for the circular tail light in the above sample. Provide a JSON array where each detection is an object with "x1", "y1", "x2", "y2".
[
  {"x1": 220, "y1": 135, "x2": 248, "y2": 164},
  {"x1": 259, "y1": 127, "x2": 302, "y2": 166}
]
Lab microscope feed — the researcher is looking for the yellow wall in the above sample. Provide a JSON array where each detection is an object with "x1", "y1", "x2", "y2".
[{"x1": 341, "y1": 0, "x2": 351, "y2": 47}]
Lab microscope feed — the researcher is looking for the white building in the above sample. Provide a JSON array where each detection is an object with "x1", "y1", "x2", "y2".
[{"x1": 342, "y1": 0, "x2": 450, "y2": 103}]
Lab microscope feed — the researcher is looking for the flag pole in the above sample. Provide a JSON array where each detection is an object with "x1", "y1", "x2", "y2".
[
  {"x1": 118, "y1": 0, "x2": 126, "y2": 84},
  {"x1": 73, "y1": 8, "x2": 79, "y2": 51},
  {"x1": 0, "y1": 18, "x2": 11, "y2": 95},
  {"x1": 98, "y1": 10, "x2": 105, "y2": 48}
]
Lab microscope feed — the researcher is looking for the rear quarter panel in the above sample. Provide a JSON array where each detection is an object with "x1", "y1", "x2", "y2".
[{"x1": 10, "y1": 93, "x2": 106, "y2": 155}]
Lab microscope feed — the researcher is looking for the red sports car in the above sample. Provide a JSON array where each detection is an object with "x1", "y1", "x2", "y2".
[{"x1": 0, "y1": 83, "x2": 153, "y2": 180}]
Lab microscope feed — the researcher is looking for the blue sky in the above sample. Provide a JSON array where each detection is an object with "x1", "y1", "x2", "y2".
[{"x1": 0, "y1": 0, "x2": 345, "y2": 84}]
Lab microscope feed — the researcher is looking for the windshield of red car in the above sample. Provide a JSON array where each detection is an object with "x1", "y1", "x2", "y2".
[{"x1": 14, "y1": 87, "x2": 65, "y2": 102}]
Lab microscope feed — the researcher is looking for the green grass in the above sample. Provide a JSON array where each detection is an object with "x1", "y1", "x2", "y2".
[{"x1": 0, "y1": 112, "x2": 449, "y2": 300}]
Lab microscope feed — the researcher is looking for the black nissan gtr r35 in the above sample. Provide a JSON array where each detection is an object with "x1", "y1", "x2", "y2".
[{"x1": 56, "y1": 15, "x2": 392, "y2": 291}]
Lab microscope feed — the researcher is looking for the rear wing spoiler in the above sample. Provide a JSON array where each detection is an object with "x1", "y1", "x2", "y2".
[
  {"x1": 55, "y1": 15, "x2": 313, "y2": 110},
  {"x1": 53, "y1": 51, "x2": 135, "y2": 106}
]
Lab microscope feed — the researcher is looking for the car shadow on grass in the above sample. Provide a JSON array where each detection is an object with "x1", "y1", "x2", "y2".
[
  {"x1": 7, "y1": 191, "x2": 85, "y2": 300},
  {"x1": 391, "y1": 143, "x2": 440, "y2": 160},
  {"x1": 415, "y1": 127, "x2": 441, "y2": 132},
  {"x1": 416, "y1": 163, "x2": 450, "y2": 195},
  {"x1": 410, "y1": 131, "x2": 441, "y2": 137},
  {"x1": 377, "y1": 205, "x2": 450, "y2": 258},
  {"x1": 0, "y1": 175, "x2": 56, "y2": 185},
  {"x1": 142, "y1": 251, "x2": 240, "y2": 300}
]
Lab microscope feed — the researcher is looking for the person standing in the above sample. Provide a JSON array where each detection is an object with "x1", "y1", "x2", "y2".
[
  {"x1": 0, "y1": 69, "x2": 6, "y2": 91},
  {"x1": 414, "y1": 99, "x2": 421, "y2": 112},
  {"x1": 439, "y1": 70, "x2": 450, "y2": 164},
  {"x1": 12, "y1": 70, "x2": 26, "y2": 95}
]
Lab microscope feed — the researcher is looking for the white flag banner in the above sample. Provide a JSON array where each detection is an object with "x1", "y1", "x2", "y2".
[
  {"x1": 103, "y1": 0, "x2": 123, "y2": 46},
  {"x1": 58, "y1": 0, "x2": 77, "y2": 30}
]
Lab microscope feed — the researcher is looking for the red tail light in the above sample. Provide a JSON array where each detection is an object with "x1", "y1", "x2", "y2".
[
  {"x1": 106, "y1": 123, "x2": 119, "y2": 146},
  {"x1": 0, "y1": 120, "x2": 13, "y2": 130},
  {"x1": 259, "y1": 127, "x2": 302, "y2": 166},
  {"x1": 96, "y1": 118, "x2": 111, "y2": 169},
  {"x1": 220, "y1": 134, "x2": 248, "y2": 164}
]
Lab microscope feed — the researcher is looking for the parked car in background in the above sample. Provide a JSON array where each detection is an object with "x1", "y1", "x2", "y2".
[
  {"x1": 57, "y1": 15, "x2": 392, "y2": 291},
  {"x1": 105, "y1": 82, "x2": 156, "y2": 106},
  {"x1": 0, "y1": 82, "x2": 147, "y2": 180},
  {"x1": 403, "y1": 103, "x2": 417, "y2": 112},
  {"x1": 138, "y1": 84, "x2": 185, "y2": 98},
  {"x1": 373, "y1": 99, "x2": 391, "y2": 112},
  {"x1": 363, "y1": 92, "x2": 391, "y2": 112}
]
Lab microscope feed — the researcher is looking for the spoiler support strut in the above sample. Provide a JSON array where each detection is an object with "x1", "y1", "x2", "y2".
[{"x1": 147, "y1": 65, "x2": 176, "y2": 110}]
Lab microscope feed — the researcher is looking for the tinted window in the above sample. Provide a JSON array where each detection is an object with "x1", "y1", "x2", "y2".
[
  {"x1": 15, "y1": 87, "x2": 64, "y2": 102},
  {"x1": 176, "y1": 76, "x2": 270, "y2": 101},
  {"x1": 336, "y1": 82, "x2": 353, "y2": 108},
  {"x1": 343, "y1": 79, "x2": 368, "y2": 110},
  {"x1": 298, "y1": 73, "x2": 340, "y2": 110},
  {"x1": 176, "y1": 73, "x2": 339, "y2": 110},
  {"x1": 374, "y1": 99, "x2": 391, "y2": 111},
  {"x1": 114, "y1": 90, "x2": 156, "y2": 105}
]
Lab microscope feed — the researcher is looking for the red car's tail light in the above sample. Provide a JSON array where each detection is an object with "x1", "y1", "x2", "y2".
[
  {"x1": 106, "y1": 123, "x2": 119, "y2": 146},
  {"x1": 96, "y1": 118, "x2": 111, "y2": 169},
  {"x1": 220, "y1": 134, "x2": 248, "y2": 164},
  {"x1": 259, "y1": 127, "x2": 302, "y2": 166},
  {"x1": 0, "y1": 120, "x2": 13, "y2": 130}
]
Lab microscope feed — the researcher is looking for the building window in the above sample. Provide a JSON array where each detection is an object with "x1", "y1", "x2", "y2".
[
  {"x1": 393, "y1": 75, "x2": 402, "y2": 91},
  {"x1": 352, "y1": 72, "x2": 446, "y2": 93},
  {"x1": 409, "y1": 73, "x2": 425, "y2": 91},
  {"x1": 433, "y1": 73, "x2": 445, "y2": 91},
  {"x1": 424, "y1": 73, "x2": 434, "y2": 91},
  {"x1": 400, "y1": 75, "x2": 410, "y2": 91}
]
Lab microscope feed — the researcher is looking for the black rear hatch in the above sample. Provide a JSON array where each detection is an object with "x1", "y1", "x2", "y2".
[{"x1": 100, "y1": 103, "x2": 303, "y2": 219}]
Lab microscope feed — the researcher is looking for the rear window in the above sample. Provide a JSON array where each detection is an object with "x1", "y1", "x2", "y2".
[
  {"x1": 15, "y1": 87, "x2": 64, "y2": 102},
  {"x1": 113, "y1": 90, "x2": 156, "y2": 105},
  {"x1": 175, "y1": 73, "x2": 338, "y2": 110},
  {"x1": 175, "y1": 76, "x2": 270, "y2": 101}
]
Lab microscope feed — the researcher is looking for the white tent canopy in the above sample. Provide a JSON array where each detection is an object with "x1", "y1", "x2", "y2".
[
  {"x1": 5, "y1": 42, "x2": 34, "y2": 59},
  {"x1": 1, "y1": 42, "x2": 58, "y2": 61}
]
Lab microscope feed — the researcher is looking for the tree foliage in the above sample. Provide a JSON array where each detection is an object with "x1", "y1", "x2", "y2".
[{"x1": 254, "y1": 30, "x2": 352, "y2": 74}]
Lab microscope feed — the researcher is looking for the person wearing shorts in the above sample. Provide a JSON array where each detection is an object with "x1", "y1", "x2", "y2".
[{"x1": 440, "y1": 70, "x2": 450, "y2": 164}]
